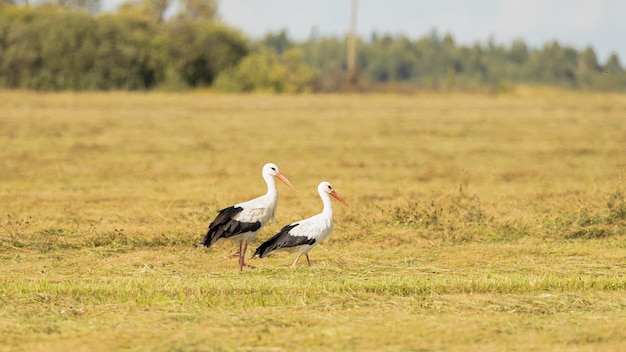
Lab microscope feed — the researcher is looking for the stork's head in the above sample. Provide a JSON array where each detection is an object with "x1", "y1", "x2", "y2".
[
  {"x1": 263, "y1": 163, "x2": 297, "y2": 191},
  {"x1": 263, "y1": 163, "x2": 280, "y2": 177},
  {"x1": 319, "y1": 181, "x2": 349, "y2": 207}
]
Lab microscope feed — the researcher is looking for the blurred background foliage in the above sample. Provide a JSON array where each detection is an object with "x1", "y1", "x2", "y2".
[{"x1": 0, "y1": 0, "x2": 624, "y2": 92}]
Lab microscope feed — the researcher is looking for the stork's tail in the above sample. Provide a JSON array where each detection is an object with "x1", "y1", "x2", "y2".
[
  {"x1": 199, "y1": 229, "x2": 216, "y2": 248},
  {"x1": 252, "y1": 224, "x2": 300, "y2": 258},
  {"x1": 252, "y1": 239, "x2": 274, "y2": 258}
]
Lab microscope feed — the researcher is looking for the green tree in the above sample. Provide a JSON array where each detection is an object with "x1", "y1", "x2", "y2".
[
  {"x1": 177, "y1": 0, "x2": 216, "y2": 20},
  {"x1": 117, "y1": 0, "x2": 169, "y2": 24},
  {"x1": 143, "y1": 0, "x2": 168, "y2": 23},
  {"x1": 27, "y1": 8, "x2": 100, "y2": 89},
  {"x1": 0, "y1": 8, "x2": 39, "y2": 88},
  {"x1": 578, "y1": 47, "x2": 600, "y2": 72},
  {"x1": 297, "y1": 36, "x2": 346, "y2": 91},
  {"x1": 40, "y1": 0, "x2": 101, "y2": 13},
  {"x1": 94, "y1": 12, "x2": 164, "y2": 89},
  {"x1": 166, "y1": 19, "x2": 248, "y2": 87},
  {"x1": 526, "y1": 41, "x2": 578, "y2": 86},
  {"x1": 509, "y1": 39, "x2": 528, "y2": 65},
  {"x1": 282, "y1": 47, "x2": 316, "y2": 92},
  {"x1": 261, "y1": 30, "x2": 292, "y2": 55},
  {"x1": 388, "y1": 36, "x2": 417, "y2": 81},
  {"x1": 603, "y1": 53, "x2": 623, "y2": 73},
  {"x1": 214, "y1": 47, "x2": 315, "y2": 93}
]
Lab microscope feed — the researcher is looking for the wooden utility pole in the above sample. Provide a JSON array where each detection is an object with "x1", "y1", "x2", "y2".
[{"x1": 347, "y1": 0, "x2": 358, "y2": 85}]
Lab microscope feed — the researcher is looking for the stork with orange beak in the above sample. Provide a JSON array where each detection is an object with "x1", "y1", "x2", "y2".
[
  {"x1": 199, "y1": 163, "x2": 297, "y2": 271},
  {"x1": 253, "y1": 181, "x2": 348, "y2": 268}
]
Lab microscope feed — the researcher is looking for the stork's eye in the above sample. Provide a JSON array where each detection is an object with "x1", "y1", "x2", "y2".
[
  {"x1": 271, "y1": 167, "x2": 276, "y2": 171},
  {"x1": 327, "y1": 185, "x2": 332, "y2": 189}
]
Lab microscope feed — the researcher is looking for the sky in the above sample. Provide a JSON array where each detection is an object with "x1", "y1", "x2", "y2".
[{"x1": 102, "y1": 0, "x2": 626, "y2": 63}]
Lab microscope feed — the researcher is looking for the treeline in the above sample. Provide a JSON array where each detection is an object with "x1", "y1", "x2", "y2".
[
  {"x1": 1, "y1": 1, "x2": 625, "y2": 92},
  {"x1": 0, "y1": 1, "x2": 248, "y2": 90},
  {"x1": 265, "y1": 30, "x2": 626, "y2": 93}
]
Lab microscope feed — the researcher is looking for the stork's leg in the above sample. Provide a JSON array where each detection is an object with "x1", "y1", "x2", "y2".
[
  {"x1": 305, "y1": 254, "x2": 312, "y2": 267},
  {"x1": 241, "y1": 241, "x2": 248, "y2": 263},
  {"x1": 291, "y1": 253, "x2": 302, "y2": 268},
  {"x1": 238, "y1": 241, "x2": 244, "y2": 271},
  {"x1": 241, "y1": 241, "x2": 255, "y2": 269}
]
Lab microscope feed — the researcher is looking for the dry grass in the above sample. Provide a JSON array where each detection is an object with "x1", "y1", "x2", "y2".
[{"x1": 1, "y1": 88, "x2": 626, "y2": 351}]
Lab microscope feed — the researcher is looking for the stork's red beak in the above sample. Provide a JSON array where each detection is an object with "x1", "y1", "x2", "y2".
[
  {"x1": 330, "y1": 190, "x2": 349, "y2": 207},
  {"x1": 276, "y1": 172, "x2": 297, "y2": 192}
]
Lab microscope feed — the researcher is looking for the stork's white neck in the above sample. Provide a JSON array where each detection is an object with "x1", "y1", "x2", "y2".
[
  {"x1": 263, "y1": 172, "x2": 278, "y2": 198},
  {"x1": 319, "y1": 189, "x2": 334, "y2": 217},
  {"x1": 259, "y1": 172, "x2": 279, "y2": 223}
]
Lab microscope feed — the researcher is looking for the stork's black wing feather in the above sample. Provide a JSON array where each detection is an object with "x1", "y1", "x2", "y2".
[
  {"x1": 253, "y1": 223, "x2": 316, "y2": 258},
  {"x1": 200, "y1": 206, "x2": 261, "y2": 247}
]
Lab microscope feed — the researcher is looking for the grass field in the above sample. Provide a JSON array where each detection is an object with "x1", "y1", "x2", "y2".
[{"x1": 1, "y1": 88, "x2": 625, "y2": 351}]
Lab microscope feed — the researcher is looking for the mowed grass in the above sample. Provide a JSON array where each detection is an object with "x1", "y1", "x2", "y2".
[{"x1": 1, "y1": 88, "x2": 626, "y2": 351}]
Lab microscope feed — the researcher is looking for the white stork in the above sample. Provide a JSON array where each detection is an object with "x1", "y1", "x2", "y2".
[
  {"x1": 199, "y1": 163, "x2": 297, "y2": 271},
  {"x1": 253, "y1": 181, "x2": 348, "y2": 268}
]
